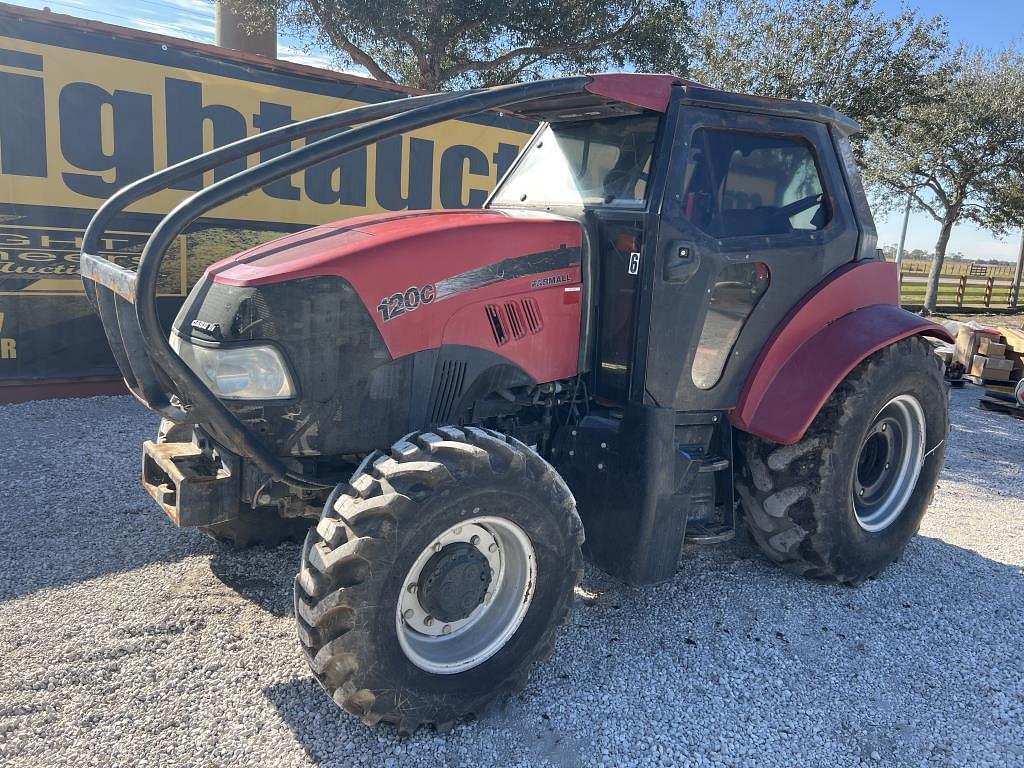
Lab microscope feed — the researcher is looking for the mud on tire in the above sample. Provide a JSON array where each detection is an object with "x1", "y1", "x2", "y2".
[
  {"x1": 294, "y1": 426, "x2": 584, "y2": 734},
  {"x1": 735, "y1": 337, "x2": 948, "y2": 585}
]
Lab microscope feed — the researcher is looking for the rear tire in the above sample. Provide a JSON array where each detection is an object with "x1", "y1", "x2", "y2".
[
  {"x1": 294, "y1": 427, "x2": 583, "y2": 734},
  {"x1": 735, "y1": 337, "x2": 948, "y2": 585}
]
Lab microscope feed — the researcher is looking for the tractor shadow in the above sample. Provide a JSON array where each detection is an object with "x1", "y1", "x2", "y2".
[
  {"x1": 208, "y1": 539, "x2": 304, "y2": 618},
  {"x1": 261, "y1": 532, "x2": 1023, "y2": 767},
  {"x1": 0, "y1": 396, "x2": 207, "y2": 603},
  {"x1": 0, "y1": 394, "x2": 307, "y2": 612}
]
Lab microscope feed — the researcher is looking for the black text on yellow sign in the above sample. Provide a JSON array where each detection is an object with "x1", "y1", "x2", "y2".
[
  {"x1": 0, "y1": 38, "x2": 528, "y2": 228},
  {"x1": 0, "y1": 313, "x2": 16, "y2": 359}
]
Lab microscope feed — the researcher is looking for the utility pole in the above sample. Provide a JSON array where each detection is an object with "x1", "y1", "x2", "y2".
[
  {"x1": 216, "y1": 0, "x2": 276, "y2": 58},
  {"x1": 1011, "y1": 227, "x2": 1024, "y2": 308}
]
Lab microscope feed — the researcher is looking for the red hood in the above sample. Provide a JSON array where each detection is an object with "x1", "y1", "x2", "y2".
[
  {"x1": 208, "y1": 209, "x2": 580, "y2": 287},
  {"x1": 206, "y1": 208, "x2": 584, "y2": 368}
]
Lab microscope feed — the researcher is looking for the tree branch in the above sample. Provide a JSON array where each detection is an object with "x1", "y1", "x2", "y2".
[
  {"x1": 443, "y1": 0, "x2": 647, "y2": 79},
  {"x1": 308, "y1": 0, "x2": 396, "y2": 82}
]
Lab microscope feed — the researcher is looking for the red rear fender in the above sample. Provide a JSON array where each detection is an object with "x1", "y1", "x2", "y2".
[{"x1": 733, "y1": 261, "x2": 953, "y2": 445}]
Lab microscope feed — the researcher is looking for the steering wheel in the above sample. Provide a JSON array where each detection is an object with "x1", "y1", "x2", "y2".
[{"x1": 780, "y1": 193, "x2": 823, "y2": 217}]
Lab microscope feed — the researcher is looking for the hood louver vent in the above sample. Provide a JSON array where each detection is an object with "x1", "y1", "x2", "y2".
[
  {"x1": 522, "y1": 298, "x2": 543, "y2": 334},
  {"x1": 486, "y1": 304, "x2": 507, "y2": 346},
  {"x1": 504, "y1": 302, "x2": 526, "y2": 340},
  {"x1": 486, "y1": 299, "x2": 544, "y2": 346}
]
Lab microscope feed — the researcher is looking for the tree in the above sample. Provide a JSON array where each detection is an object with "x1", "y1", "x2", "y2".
[
  {"x1": 684, "y1": 0, "x2": 949, "y2": 135},
  {"x1": 247, "y1": 0, "x2": 688, "y2": 91},
  {"x1": 863, "y1": 48, "x2": 1024, "y2": 312}
]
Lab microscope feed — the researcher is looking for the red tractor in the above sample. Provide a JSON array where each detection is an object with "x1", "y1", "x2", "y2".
[{"x1": 82, "y1": 74, "x2": 952, "y2": 733}]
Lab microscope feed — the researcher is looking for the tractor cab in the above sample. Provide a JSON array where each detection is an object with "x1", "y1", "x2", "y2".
[{"x1": 484, "y1": 76, "x2": 869, "y2": 419}]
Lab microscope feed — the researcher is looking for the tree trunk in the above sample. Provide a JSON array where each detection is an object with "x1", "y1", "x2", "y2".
[{"x1": 923, "y1": 215, "x2": 956, "y2": 314}]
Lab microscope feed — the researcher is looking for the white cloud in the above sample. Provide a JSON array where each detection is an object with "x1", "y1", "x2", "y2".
[{"x1": 276, "y1": 43, "x2": 336, "y2": 71}]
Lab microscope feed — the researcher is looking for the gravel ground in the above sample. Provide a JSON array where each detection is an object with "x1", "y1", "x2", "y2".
[{"x1": 1, "y1": 386, "x2": 1021, "y2": 767}]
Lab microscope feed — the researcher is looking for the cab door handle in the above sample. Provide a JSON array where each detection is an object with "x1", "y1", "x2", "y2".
[{"x1": 664, "y1": 242, "x2": 701, "y2": 283}]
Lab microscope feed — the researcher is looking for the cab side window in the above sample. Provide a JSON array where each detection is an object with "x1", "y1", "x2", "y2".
[{"x1": 681, "y1": 128, "x2": 830, "y2": 238}]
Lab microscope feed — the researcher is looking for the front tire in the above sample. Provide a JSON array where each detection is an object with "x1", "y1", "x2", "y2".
[
  {"x1": 736, "y1": 337, "x2": 948, "y2": 584},
  {"x1": 294, "y1": 427, "x2": 583, "y2": 733}
]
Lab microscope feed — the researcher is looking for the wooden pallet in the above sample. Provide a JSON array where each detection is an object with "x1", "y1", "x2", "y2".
[
  {"x1": 978, "y1": 395, "x2": 1024, "y2": 420},
  {"x1": 963, "y1": 375, "x2": 1018, "y2": 392}
]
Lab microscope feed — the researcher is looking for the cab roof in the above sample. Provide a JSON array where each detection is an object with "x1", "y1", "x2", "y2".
[{"x1": 512, "y1": 73, "x2": 860, "y2": 137}]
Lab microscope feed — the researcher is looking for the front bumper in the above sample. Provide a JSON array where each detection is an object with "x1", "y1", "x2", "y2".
[{"x1": 142, "y1": 439, "x2": 240, "y2": 527}]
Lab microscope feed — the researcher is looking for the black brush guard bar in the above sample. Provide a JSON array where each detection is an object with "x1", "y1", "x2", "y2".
[{"x1": 80, "y1": 76, "x2": 591, "y2": 487}]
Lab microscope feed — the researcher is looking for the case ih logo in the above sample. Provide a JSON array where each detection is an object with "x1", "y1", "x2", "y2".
[{"x1": 190, "y1": 319, "x2": 222, "y2": 338}]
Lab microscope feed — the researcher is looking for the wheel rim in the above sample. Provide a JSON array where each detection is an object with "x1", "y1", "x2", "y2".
[
  {"x1": 853, "y1": 394, "x2": 927, "y2": 533},
  {"x1": 396, "y1": 515, "x2": 537, "y2": 675}
]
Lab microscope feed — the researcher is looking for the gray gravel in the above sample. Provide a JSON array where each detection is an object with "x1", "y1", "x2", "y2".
[{"x1": 1, "y1": 386, "x2": 1022, "y2": 767}]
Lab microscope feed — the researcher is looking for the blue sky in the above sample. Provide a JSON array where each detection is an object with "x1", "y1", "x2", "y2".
[{"x1": 7, "y1": 0, "x2": 1024, "y2": 260}]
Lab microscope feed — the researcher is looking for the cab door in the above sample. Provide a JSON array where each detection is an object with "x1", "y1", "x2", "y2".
[{"x1": 643, "y1": 104, "x2": 860, "y2": 412}]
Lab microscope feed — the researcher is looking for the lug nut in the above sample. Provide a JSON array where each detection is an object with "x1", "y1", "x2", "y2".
[
  {"x1": 470, "y1": 535, "x2": 480, "y2": 545},
  {"x1": 600, "y1": 442, "x2": 607, "y2": 449},
  {"x1": 597, "y1": 462, "x2": 605, "y2": 470},
  {"x1": 403, "y1": 609, "x2": 414, "y2": 620},
  {"x1": 454, "y1": 526, "x2": 462, "y2": 535},
  {"x1": 442, "y1": 625, "x2": 452, "y2": 635},
  {"x1": 433, "y1": 542, "x2": 442, "y2": 552},
  {"x1": 568, "y1": 450, "x2": 575, "y2": 457},
  {"x1": 488, "y1": 542, "x2": 498, "y2": 553},
  {"x1": 424, "y1": 616, "x2": 434, "y2": 627},
  {"x1": 859, "y1": 489, "x2": 865, "y2": 496},
  {"x1": 407, "y1": 583, "x2": 418, "y2": 594},
  {"x1": 885, "y1": 463, "x2": 890, "y2": 470},
  {"x1": 881, "y1": 424, "x2": 887, "y2": 432}
]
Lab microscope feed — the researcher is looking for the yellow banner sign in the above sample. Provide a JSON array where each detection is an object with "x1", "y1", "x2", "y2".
[{"x1": 0, "y1": 6, "x2": 530, "y2": 380}]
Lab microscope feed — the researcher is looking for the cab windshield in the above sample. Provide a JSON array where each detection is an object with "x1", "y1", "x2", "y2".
[{"x1": 490, "y1": 116, "x2": 660, "y2": 208}]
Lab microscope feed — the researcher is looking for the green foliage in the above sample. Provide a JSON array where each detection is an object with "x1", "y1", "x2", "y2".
[
  {"x1": 987, "y1": 173, "x2": 1024, "y2": 232},
  {"x1": 864, "y1": 49, "x2": 1024, "y2": 229},
  {"x1": 248, "y1": 0, "x2": 689, "y2": 91},
  {"x1": 862, "y1": 48, "x2": 1024, "y2": 310},
  {"x1": 683, "y1": 0, "x2": 949, "y2": 134}
]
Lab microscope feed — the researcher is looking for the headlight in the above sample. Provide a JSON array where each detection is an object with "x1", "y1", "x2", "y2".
[{"x1": 170, "y1": 335, "x2": 295, "y2": 400}]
